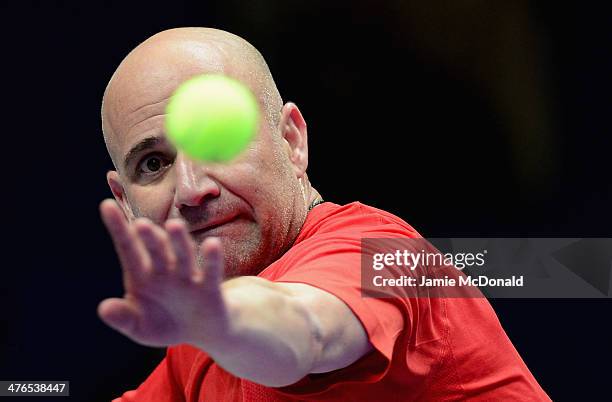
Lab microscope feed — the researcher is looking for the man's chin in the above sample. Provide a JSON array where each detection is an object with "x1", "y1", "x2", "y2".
[{"x1": 193, "y1": 234, "x2": 265, "y2": 278}]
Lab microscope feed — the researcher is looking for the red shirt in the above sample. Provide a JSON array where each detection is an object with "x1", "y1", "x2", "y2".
[{"x1": 114, "y1": 202, "x2": 550, "y2": 401}]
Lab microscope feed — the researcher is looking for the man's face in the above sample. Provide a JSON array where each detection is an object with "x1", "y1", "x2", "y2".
[{"x1": 104, "y1": 42, "x2": 304, "y2": 277}]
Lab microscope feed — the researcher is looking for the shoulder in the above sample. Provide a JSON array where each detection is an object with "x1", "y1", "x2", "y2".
[
  {"x1": 259, "y1": 201, "x2": 419, "y2": 281},
  {"x1": 296, "y1": 201, "x2": 421, "y2": 242}
]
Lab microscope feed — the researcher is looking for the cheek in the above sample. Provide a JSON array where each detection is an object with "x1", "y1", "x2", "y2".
[
  {"x1": 230, "y1": 138, "x2": 294, "y2": 205},
  {"x1": 125, "y1": 180, "x2": 175, "y2": 223}
]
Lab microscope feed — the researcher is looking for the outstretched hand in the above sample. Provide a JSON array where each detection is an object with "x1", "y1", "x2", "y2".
[{"x1": 97, "y1": 199, "x2": 229, "y2": 348}]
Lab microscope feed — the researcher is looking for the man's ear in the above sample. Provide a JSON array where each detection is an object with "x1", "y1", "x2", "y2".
[
  {"x1": 107, "y1": 170, "x2": 135, "y2": 221},
  {"x1": 278, "y1": 102, "x2": 308, "y2": 178}
]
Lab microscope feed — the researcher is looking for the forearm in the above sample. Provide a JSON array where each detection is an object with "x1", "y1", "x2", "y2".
[{"x1": 190, "y1": 276, "x2": 323, "y2": 387}]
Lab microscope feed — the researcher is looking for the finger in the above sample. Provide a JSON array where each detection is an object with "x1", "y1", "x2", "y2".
[
  {"x1": 165, "y1": 219, "x2": 196, "y2": 280},
  {"x1": 199, "y1": 237, "x2": 224, "y2": 288},
  {"x1": 134, "y1": 218, "x2": 176, "y2": 275},
  {"x1": 100, "y1": 199, "x2": 150, "y2": 281},
  {"x1": 97, "y1": 297, "x2": 140, "y2": 338}
]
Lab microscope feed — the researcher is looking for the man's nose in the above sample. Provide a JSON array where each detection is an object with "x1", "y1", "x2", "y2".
[{"x1": 173, "y1": 153, "x2": 221, "y2": 209}]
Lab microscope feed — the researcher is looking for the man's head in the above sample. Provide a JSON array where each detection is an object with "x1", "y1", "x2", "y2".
[{"x1": 102, "y1": 28, "x2": 319, "y2": 277}]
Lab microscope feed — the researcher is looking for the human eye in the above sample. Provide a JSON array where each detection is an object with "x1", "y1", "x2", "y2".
[{"x1": 136, "y1": 153, "x2": 172, "y2": 178}]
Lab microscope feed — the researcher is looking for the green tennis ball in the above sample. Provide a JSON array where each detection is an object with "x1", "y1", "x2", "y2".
[{"x1": 165, "y1": 74, "x2": 259, "y2": 162}]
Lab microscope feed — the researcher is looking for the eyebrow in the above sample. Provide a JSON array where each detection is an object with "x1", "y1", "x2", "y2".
[{"x1": 123, "y1": 136, "x2": 163, "y2": 169}]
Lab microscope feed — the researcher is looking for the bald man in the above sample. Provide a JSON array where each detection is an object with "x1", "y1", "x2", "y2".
[{"x1": 99, "y1": 28, "x2": 550, "y2": 401}]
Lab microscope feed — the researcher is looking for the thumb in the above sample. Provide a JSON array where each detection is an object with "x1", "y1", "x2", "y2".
[{"x1": 98, "y1": 298, "x2": 139, "y2": 337}]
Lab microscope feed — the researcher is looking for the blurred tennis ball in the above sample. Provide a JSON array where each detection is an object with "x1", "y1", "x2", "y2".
[{"x1": 165, "y1": 74, "x2": 259, "y2": 162}]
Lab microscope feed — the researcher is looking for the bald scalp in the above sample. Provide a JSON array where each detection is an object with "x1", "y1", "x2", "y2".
[{"x1": 101, "y1": 27, "x2": 283, "y2": 169}]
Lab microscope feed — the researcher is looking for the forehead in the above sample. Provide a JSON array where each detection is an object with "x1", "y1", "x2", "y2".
[{"x1": 104, "y1": 40, "x2": 246, "y2": 163}]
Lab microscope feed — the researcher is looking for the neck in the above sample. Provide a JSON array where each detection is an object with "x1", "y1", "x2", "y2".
[{"x1": 300, "y1": 174, "x2": 323, "y2": 211}]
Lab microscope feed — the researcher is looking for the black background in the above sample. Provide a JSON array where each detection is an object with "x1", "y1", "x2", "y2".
[{"x1": 0, "y1": 1, "x2": 610, "y2": 401}]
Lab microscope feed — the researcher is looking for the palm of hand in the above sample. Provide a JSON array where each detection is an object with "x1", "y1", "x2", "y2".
[{"x1": 98, "y1": 200, "x2": 227, "y2": 348}]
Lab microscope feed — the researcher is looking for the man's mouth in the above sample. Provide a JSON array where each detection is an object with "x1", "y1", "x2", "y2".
[{"x1": 189, "y1": 214, "x2": 240, "y2": 237}]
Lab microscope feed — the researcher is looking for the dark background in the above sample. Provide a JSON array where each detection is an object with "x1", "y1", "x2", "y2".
[{"x1": 0, "y1": 1, "x2": 610, "y2": 401}]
